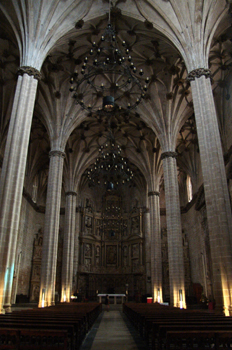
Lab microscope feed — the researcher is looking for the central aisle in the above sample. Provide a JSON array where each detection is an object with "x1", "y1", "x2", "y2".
[{"x1": 80, "y1": 307, "x2": 147, "y2": 350}]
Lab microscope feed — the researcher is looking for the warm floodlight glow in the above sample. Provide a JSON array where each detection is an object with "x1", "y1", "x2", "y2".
[
  {"x1": 42, "y1": 288, "x2": 45, "y2": 308},
  {"x1": 157, "y1": 288, "x2": 161, "y2": 303},
  {"x1": 179, "y1": 289, "x2": 183, "y2": 309}
]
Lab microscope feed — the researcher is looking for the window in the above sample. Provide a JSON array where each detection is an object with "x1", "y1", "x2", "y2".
[{"x1": 186, "y1": 175, "x2": 192, "y2": 202}]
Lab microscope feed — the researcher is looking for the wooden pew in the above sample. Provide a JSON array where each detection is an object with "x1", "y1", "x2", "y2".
[
  {"x1": 0, "y1": 328, "x2": 20, "y2": 350},
  {"x1": 123, "y1": 303, "x2": 232, "y2": 350},
  {"x1": 165, "y1": 330, "x2": 232, "y2": 349},
  {"x1": 0, "y1": 302, "x2": 102, "y2": 350}
]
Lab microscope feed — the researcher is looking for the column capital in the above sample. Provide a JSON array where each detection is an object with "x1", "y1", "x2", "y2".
[
  {"x1": 49, "y1": 150, "x2": 66, "y2": 158},
  {"x1": 148, "y1": 191, "x2": 160, "y2": 197},
  {"x1": 186, "y1": 68, "x2": 211, "y2": 82},
  {"x1": 65, "y1": 191, "x2": 77, "y2": 197},
  {"x1": 18, "y1": 66, "x2": 42, "y2": 80},
  {"x1": 161, "y1": 151, "x2": 178, "y2": 160}
]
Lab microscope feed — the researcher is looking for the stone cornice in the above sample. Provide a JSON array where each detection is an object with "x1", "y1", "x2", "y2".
[
  {"x1": 186, "y1": 68, "x2": 211, "y2": 82},
  {"x1": 18, "y1": 66, "x2": 42, "y2": 80},
  {"x1": 65, "y1": 191, "x2": 77, "y2": 197},
  {"x1": 148, "y1": 191, "x2": 159, "y2": 197},
  {"x1": 49, "y1": 150, "x2": 66, "y2": 158},
  {"x1": 161, "y1": 151, "x2": 178, "y2": 160}
]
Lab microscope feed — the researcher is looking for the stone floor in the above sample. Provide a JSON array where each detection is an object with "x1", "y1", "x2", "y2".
[{"x1": 80, "y1": 305, "x2": 147, "y2": 350}]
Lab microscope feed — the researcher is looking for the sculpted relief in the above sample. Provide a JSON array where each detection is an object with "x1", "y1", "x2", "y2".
[{"x1": 106, "y1": 245, "x2": 117, "y2": 265}]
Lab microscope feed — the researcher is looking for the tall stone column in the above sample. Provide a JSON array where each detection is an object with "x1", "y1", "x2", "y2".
[
  {"x1": 61, "y1": 191, "x2": 77, "y2": 302},
  {"x1": 188, "y1": 69, "x2": 232, "y2": 315},
  {"x1": 73, "y1": 208, "x2": 80, "y2": 294},
  {"x1": 149, "y1": 191, "x2": 163, "y2": 303},
  {"x1": 161, "y1": 152, "x2": 186, "y2": 308},
  {"x1": 38, "y1": 150, "x2": 65, "y2": 308},
  {"x1": 0, "y1": 67, "x2": 40, "y2": 313},
  {"x1": 144, "y1": 209, "x2": 151, "y2": 294}
]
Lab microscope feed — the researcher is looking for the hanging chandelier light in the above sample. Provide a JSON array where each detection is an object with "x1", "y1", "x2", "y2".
[
  {"x1": 69, "y1": 2, "x2": 150, "y2": 113},
  {"x1": 84, "y1": 135, "x2": 134, "y2": 188}
]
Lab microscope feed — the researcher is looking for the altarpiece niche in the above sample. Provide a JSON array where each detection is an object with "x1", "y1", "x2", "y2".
[{"x1": 78, "y1": 194, "x2": 146, "y2": 299}]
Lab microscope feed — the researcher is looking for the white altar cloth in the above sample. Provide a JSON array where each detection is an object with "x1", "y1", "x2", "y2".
[{"x1": 97, "y1": 293, "x2": 126, "y2": 304}]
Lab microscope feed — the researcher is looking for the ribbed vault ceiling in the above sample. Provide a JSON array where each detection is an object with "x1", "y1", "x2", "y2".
[{"x1": 0, "y1": 2, "x2": 231, "y2": 205}]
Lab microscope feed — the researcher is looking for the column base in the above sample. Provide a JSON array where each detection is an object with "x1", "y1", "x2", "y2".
[
  {"x1": 223, "y1": 305, "x2": 232, "y2": 317},
  {"x1": 3, "y1": 303, "x2": 12, "y2": 313}
]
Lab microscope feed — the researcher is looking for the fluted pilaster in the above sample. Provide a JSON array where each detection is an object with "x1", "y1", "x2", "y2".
[
  {"x1": 61, "y1": 191, "x2": 77, "y2": 302},
  {"x1": 188, "y1": 71, "x2": 232, "y2": 315},
  {"x1": 161, "y1": 152, "x2": 186, "y2": 308},
  {"x1": 39, "y1": 150, "x2": 65, "y2": 308},
  {"x1": 0, "y1": 70, "x2": 39, "y2": 313}
]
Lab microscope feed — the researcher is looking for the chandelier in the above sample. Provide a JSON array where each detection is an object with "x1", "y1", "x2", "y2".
[
  {"x1": 69, "y1": 2, "x2": 150, "y2": 113},
  {"x1": 85, "y1": 135, "x2": 134, "y2": 189}
]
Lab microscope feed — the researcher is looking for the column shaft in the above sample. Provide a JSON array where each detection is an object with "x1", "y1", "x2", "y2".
[
  {"x1": 0, "y1": 73, "x2": 38, "y2": 313},
  {"x1": 149, "y1": 192, "x2": 163, "y2": 303},
  {"x1": 190, "y1": 74, "x2": 232, "y2": 314},
  {"x1": 39, "y1": 151, "x2": 65, "y2": 307},
  {"x1": 61, "y1": 192, "x2": 77, "y2": 302},
  {"x1": 162, "y1": 154, "x2": 186, "y2": 308},
  {"x1": 144, "y1": 211, "x2": 151, "y2": 294}
]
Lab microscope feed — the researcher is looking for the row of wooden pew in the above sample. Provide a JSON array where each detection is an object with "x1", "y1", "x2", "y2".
[
  {"x1": 123, "y1": 302, "x2": 232, "y2": 349},
  {"x1": 0, "y1": 302, "x2": 102, "y2": 350}
]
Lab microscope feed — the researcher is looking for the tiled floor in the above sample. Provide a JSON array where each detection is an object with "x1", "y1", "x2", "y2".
[{"x1": 80, "y1": 305, "x2": 147, "y2": 350}]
